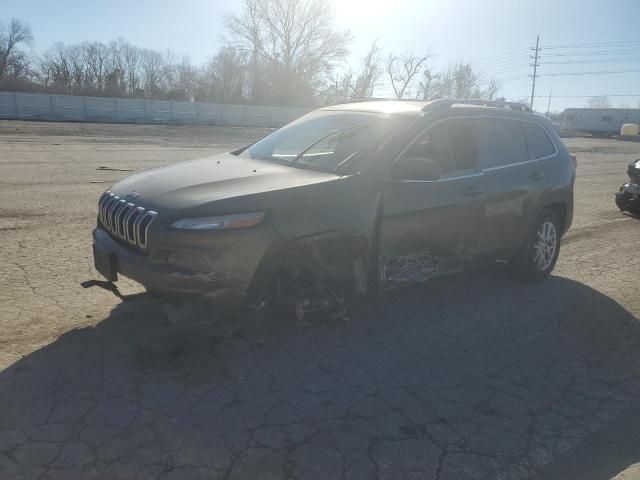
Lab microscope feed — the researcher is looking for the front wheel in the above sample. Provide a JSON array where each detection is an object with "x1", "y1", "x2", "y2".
[{"x1": 511, "y1": 208, "x2": 561, "y2": 281}]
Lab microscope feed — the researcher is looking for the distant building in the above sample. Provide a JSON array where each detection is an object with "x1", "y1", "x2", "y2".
[{"x1": 561, "y1": 108, "x2": 640, "y2": 136}]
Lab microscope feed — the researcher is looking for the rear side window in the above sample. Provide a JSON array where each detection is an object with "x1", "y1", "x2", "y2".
[
  {"x1": 475, "y1": 117, "x2": 527, "y2": 169},
  {"x1": 522, "y1": 122, "x2": 556, "y2": 159}
]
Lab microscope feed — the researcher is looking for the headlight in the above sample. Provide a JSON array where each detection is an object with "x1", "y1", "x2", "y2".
[{"x1": 170, "y1": 212, "x2": 265, "y2": 230}]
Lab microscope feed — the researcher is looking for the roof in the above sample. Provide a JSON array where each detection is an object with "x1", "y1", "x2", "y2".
[
  {"x1": 320, "y1": 100, "x2": 427, "y2": 115},
  {"x1": 320, "y1": 98, "x2": 533, "y2": 116},
  {"x1": 563, "y1": 107, "x2": 640, "y2": 112}
]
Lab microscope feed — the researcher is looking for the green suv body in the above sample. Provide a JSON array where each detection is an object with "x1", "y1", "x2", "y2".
[{"x1": 93, "y1": 100, "x2": 575, "y2": 307}]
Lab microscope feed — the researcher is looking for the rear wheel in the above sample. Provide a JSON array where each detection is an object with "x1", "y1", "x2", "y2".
[{"x1": 511, "y1": 208, "x2": 561, "y2": 281}]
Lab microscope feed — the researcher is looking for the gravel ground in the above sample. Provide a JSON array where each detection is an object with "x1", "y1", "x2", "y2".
[{"x1": 1, "y1": 120, "x2": 640, "y2": 480}]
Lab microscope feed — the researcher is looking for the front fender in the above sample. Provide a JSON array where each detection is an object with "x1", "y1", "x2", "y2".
[{"x1": 245, "y1": 229, "x2": 373, "y2": 303}]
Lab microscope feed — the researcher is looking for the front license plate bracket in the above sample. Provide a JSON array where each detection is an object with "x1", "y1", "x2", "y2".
[{"x1": 93, "y1": 244, "x2": 118, "y2": 282}]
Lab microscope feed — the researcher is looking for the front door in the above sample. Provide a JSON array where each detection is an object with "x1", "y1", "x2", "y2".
[{"x1": 379, "y1": 117, "x2": 486, "y2": 286}]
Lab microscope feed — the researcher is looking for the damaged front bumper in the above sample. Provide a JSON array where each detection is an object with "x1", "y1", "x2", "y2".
[{"x1": 92, "y1": 228, "x2": 250, "y2": 303}]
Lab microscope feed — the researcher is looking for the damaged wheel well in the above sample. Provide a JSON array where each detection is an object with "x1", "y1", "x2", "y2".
[
  {"x1": 277, "y1": 233, "x2": 370, "y2": 286},
  {"x1": 265, "y1": 233, "x2": 372, "y2": 317}
]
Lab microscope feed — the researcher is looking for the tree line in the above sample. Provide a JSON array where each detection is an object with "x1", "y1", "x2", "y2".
[{"x1": 1, "y1": 0, "x2": 504, "y2": 107}]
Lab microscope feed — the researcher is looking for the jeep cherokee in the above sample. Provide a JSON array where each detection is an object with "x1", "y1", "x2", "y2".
[{"x1": 93, "y1": 99, "x2": 575, "y2": 315}]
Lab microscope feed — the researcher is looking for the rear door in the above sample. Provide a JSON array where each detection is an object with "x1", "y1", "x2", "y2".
[
  {"x1": 475, "y1": 116, "x2": 541, "y2": 255},
  {"x1": 379, "y1": 117, "x2": 486, "y2": 284}
]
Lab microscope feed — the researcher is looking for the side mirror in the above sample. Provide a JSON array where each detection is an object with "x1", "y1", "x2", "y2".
[{"x1": 389, "y1": 157, "x2": 442, "y2": 182}]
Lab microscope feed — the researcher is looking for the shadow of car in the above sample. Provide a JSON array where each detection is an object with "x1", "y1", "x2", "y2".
[{"x1": 1, "y1": 270, "x2": 640, "y2": 479}]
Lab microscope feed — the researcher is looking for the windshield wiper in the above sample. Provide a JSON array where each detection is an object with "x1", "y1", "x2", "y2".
[
  {"x1": 288, "y1": 122, "x2": 373, "y2": 169},
  {"x1": 334, "y1": 151, "x2": 360, "y2": 173}
]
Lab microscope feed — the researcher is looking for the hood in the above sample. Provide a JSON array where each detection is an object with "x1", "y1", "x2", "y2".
[{"x1": 110, "y1": 152, "x2": 339, "y2": 211}]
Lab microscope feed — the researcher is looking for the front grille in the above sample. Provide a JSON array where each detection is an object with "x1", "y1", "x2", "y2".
[{"x1": 98, "y1": 191, "x2": 157, "y2": 250}]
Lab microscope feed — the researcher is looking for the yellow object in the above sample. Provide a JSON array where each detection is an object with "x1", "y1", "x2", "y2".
[{"x1": 621, "y1": 124, "x2": 640, "y2": 136}]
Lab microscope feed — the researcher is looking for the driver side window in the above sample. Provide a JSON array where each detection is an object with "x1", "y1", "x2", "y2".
[{"x1": 398, "y1": 117, "x2": 477, "y2": 180}]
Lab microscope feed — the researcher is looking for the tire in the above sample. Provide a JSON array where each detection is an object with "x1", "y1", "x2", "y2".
[
  {"x1": 511, "y1": 208, "x2": 561, "y2": 282},
  {"x1": 616, "y1": 189, "x2": 640, "y2": 214}
]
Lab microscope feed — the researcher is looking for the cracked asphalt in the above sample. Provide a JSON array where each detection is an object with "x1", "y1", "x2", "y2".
[{"x1": 1, "y1": 120, "x2": 640, "y2": 479}]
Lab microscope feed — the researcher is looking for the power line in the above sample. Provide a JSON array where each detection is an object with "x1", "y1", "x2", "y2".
[
  {"x1": 541, "y1": 40, "x2": 640, "y2": 50},
  {"x1": 473, "y1": 55, "x2": 528, "y2": 69},
  {"x1": 479, "y1": 64, "x2": 530, "y2": 76},
  {"x1": 474, "y1": 57, "x2": 529, "y2": 69},
  {"x1": 540, "y1": 49, "x2": 640, "y2": 57},
  {"x1": 497, "y1": 69, "x2": 640, "y2": 82},
  {"x1": 471, "y1": 48, "x2": 529, "y2": 64},
  {"x1": 532, "y1": 93, "x2": 640, "y2": 98},
  {"x1": 541, "y1": 58, "x2": 640, "y2": 65},
  {"x1": 537, "y1": 69, "x2": 640, "y2": 77}
]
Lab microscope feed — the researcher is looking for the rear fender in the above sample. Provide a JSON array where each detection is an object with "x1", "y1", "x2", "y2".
[{"x1": 518, "y1": 189, "x2": 573, "y2": 251}]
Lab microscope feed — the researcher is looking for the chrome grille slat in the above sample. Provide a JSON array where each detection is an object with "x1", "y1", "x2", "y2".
[
  {"x1": 124, "y1": 206, "x2": 143, "y2": 245},
  {"x1": 97, "y1": 192, "x2": 109, "y2": 224},
  {"x1": 135, "y1": 211, "x2": 157, "y2": 249},
  {"x1": 106, "y1": 195, "x2": 121, "y2": 232},
  {"x1": 112, "y1": 200, "x2": 126, "y2": 237},
  {"x1": 97, "y1": 192, "x2": 157, "y2": 251},
  {"x1": 114, "y1": 200, "x2": 129, "y2": 238}
]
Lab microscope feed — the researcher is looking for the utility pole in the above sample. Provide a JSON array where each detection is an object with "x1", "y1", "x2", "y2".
[
  {"x1": 529, "y1": 34, "x2": 540, "y2": 111},
  {"x1": 546, "y1": 89, "x2": 552, "y2": 115}
]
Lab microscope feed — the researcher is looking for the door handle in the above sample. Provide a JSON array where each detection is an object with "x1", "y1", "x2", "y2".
[
  {"x1": 463, "y1": 186, "x2": 484, "y2": 196},
  {"x1": 529, "y1": 171, "x2": 545, "y2": 181}
]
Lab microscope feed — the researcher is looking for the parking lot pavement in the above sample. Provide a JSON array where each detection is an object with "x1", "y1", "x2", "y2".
[{"x1": 1, "y1": 121, "x2": 640, "y2": 479}]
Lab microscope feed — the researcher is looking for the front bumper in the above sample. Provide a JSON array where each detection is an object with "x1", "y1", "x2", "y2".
[{"x1": 92, "y1": 227, "x2": 265, "y2": 303}]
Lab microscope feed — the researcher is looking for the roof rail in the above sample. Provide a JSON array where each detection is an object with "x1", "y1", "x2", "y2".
[
  {"x1": 423, "y1": 99, "x2": 532, "y2": 113},
  {"x1": 330, "y1": 97, "x2": 397, "y2": 106}
]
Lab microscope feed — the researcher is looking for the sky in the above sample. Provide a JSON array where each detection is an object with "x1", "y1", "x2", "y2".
[{"x1": 3, "y1": 0, "x2": 640, "y2": 112}]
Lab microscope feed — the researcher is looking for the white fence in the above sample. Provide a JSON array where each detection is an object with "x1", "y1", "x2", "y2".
[{"x1": 0, "y1": 92, "x2": 310, "y2": 128}]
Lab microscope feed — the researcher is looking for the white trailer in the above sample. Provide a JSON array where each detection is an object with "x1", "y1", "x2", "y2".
[{"x1": 562, "y1": 108, "x2": 640, "y2": 136}]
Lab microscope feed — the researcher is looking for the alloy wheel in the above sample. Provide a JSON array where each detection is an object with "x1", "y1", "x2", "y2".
[{"x1": 532, "y1": 220, "x2": 557, "y2": 271}]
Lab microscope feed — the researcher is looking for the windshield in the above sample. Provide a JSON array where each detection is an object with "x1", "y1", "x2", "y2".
[{"x1": 235, "y1": 111, "x2": 401, "y2": 173}]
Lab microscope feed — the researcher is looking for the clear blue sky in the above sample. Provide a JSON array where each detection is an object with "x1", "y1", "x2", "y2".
[{"x1": 4, "y1": 0, "x2": 640, "y2": 111}]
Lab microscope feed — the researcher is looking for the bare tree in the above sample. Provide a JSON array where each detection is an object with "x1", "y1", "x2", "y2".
[
  {"x1": 140, "y1": 49, "x2": 164, "y2": 97},
  {"x1": 485, "y1": 77, "x2": 501, "y2": 101},
  {"x1": 224, "y1": 0, "x2": 351, "y2": 105},
  {"x1": 417, "y1": 68, "x2": 435, "y2": 100},
  {"x1": 68, "y1": 44, "x2": 86, "y2": 93},
  {"x1": 352, "y1": 41, "x2": 383, "y2": 98},
  {"x1": 329, "y1": 41, "x2": 383, "y2": 102},
  {"x1": 174, "y1": 56, "x2": 197, "y2": 101},
  {"x1": 0, "y1": 18, "x2": 33, "y2": 81},
  {"x1": 122, "y1": 42, "x2": 141, "y2": 95},
  {"x1": 432, "y1": 61, "x2": 482, "y2": 99},
  {"x1": 40, "y1": 42, "x2": 72, "y2": 93},
  {"x1": 386, "y1": 50, "x2": 431, "y2": 99},
  {"x1": 105, "y1": 38, "x2": 127, "y2": 96},
  {"x1": 453, "y1": 63, "x2": 480, "y2": 98},
  {"x1": 586, "y1": 96, "x2": 611, "y2": 108},
  {"x1": 323, "y1": 70, "x2": 354, "y2": 103},
  {"x1": 214, "y1": 47, "x2": 250, "y2": 103},
  {"x1": 83, "y1": 41, "x2": 109, "y2": 92}
]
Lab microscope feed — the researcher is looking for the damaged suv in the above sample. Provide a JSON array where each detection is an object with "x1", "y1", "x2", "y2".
[{"x1": 93, "y1": 99, "x2": 575, "y2": 317}]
